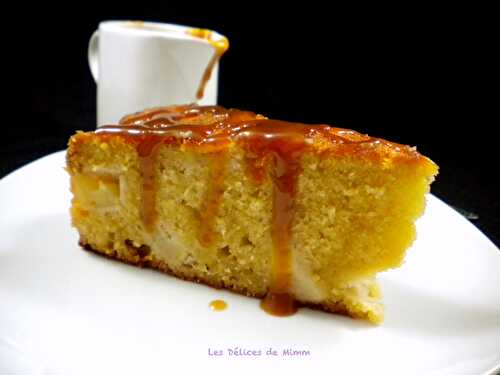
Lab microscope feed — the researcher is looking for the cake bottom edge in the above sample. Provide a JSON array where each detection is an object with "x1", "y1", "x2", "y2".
[{"x1": 79, "y1": 240, "x2": 382, "y2": 324}]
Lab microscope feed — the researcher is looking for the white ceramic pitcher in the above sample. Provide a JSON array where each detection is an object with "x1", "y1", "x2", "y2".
[{"x1": 88, "y1": 20, "x2": 228, "y2": 126}]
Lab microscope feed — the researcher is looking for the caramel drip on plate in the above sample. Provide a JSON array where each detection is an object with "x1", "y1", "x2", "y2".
[
  {"x1": 95, "y1": 104, "x2": 416, "y2": 316},
  {"x1": 186, "y1": 28, "x2": 229, "y2": 100},
  {"x1": 209, "y1": 299, "x2": 228, "y2": 311},
  {"x1": 198, "y1": 152, "x2": 229, "y2": 247}
]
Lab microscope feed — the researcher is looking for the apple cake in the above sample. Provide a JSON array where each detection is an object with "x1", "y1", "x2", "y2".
[{"x1": 67, "y1": 104, "x2": 438, "y2": 323}]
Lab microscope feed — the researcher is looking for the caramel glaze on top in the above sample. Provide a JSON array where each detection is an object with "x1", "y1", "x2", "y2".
[{"x1": 95, "y1": 104, "x2": 427, "y2": 317}]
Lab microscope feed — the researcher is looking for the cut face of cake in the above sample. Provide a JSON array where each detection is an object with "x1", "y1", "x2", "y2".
[{"x1": 67, "y1": 104, "x2": 438, "y2": 323}]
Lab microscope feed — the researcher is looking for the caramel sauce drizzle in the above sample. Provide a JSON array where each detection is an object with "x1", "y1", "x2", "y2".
[
  {"x1": 95, "y1": 104, "x2": 415, "y2": 316},
  {"x1": 260, "y1": 153, "x2": 299, "y2": 316},
  {"x1": 137, "y1": 136, "x2": 163, "y2": 232},
  {"x1": 198, "y1": 152, "x2": 229, "y2": 247},
  {"x1": 186, "y1": 28, "x2": 229, "y2": 100}
]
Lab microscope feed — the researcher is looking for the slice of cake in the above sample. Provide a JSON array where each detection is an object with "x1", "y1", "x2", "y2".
[{"x1": 67, "y1": 104, "x2": 438, "y2": 323}]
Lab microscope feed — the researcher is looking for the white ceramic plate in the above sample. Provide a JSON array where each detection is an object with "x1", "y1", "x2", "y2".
[{"x1": 1, "y1": 151, "x2": 499, "y2": 375}]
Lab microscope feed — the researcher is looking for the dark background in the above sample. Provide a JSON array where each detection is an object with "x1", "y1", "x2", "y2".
[{"x1": 2, "y1": 4, "x2": 498, "y2": 246}]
